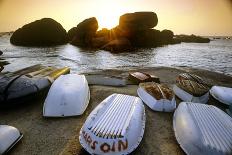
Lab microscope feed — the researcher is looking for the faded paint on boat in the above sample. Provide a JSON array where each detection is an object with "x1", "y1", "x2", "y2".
[
  {"x1": 173, "y1": 73, "x2": 210, "y2": 103},
  {"x1": 137, "y1": 82, "x2": 176, "y2": 112},
  {"x1": 79, "y1": 94, "x2": 145, "y2": 155},
  {"x1": 210, "y1": 86, "x2": 232, "y2": 105},
  {"x1": 43, "y1": 74, "x2": 90, "y2": 117},
  {"x1": 0, "y1": 125, "x2": 23, "y2": 154},
  {"x1": 173, "y1": 102, "x2": 232, "y2": 155},
  {"x1": 0, "y1": 64, "x2": 70, "y2": 106}
]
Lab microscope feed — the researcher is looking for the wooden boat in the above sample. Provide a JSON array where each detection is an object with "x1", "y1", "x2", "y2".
[
  {"x1": 43, "y1": 74, "x2": 90, "y2": 117},
  {"x1": 0, "y1": 64, "x2": 70, "y2": 107},
  {"x1": 0, "y1": 125, "x2": 23, "y2": 154},
  {"x1": 79, "y1": 94, "x2": 145, "y2": 155},
  {"x1": 173, "y1": 102, "x2": 232, "y2": 155},
  {"x1": 128, "y1": 72, "x2": 160, "y2": 84},
  {"x1": 210, "y1": 86, "x2": 232, "y2": 105},
  {"x1": 137, "y1": 82, "x2": 176, "y2": 112},
  {"x1": 173, "y1": 73, "x2": 210, "y2": 103}
]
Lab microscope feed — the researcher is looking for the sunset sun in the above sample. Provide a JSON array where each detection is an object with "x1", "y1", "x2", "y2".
[{"x1": 94, "y1": 0, "x2": 127, "y2": 29}]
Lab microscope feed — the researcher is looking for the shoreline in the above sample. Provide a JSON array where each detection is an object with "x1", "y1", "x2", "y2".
[{"x1": 1, "y1": 66, "x2": 231, "y2": 155}]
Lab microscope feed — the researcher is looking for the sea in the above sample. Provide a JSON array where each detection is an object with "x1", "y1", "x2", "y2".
[{"x1": 0, "y1": 33, "x2": 232, "y2": 76}]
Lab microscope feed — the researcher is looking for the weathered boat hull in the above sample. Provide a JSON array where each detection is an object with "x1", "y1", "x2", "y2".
[
  {"x1": 43, "y1": 74, "x2": 90, "y2": 117},
  {"x1": 0, "y1": 65, "x2": 70, "y2": 107},
  {"x1": 173, "y1": 102, "x2": 232, "y2": 155},
  {"x1": 137, "y1": 82, "x2": 176, "y2": 112},
  {"x1": 0, "y1": 125, "x2": 23, "y2": 154},
  {"x1": 79, "y1": 94, "x2": 145, "y2": 155},
  {"x1": 210, "y1": 86, "x2": 232, "y2": 105},
  {"x1": 173, "y1": 85, "x2": 209, "y2": 103}
]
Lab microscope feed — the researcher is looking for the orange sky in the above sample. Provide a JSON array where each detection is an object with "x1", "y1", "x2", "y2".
[{"x1": 0, "y1": 0, "x2": 231, "y2": 36}]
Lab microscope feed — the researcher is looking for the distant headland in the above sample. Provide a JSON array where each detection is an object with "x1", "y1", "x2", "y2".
[{"x1": 10, "y1": 11, "x2": 210, "y2": 52}]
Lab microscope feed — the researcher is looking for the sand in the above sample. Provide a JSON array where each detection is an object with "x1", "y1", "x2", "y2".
[{"x1": 1, "y1": 66, "x2": 231, "y2": 155}]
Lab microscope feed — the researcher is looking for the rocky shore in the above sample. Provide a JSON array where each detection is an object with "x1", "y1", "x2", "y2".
[
  {"x1": 1, "y1": 67, "x2": 231, "y2": 155},
  {"x1": 9, "y1": 11, "x2": 210, "y2": 52}
]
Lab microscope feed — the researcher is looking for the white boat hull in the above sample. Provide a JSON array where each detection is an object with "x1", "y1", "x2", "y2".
[
  {"x1": 79, "y1": 94, "x2": 145, "y2": 155},
  {"x1": 173, "y1": 85, "x2": 209, "y2": 104},
  {"x1": 137, "y1": 87, "x2": 176, "y2": 112},
  {"x1": 0, "y1": 125, "x2": 23, "y2": 154},
  {"x1": 43, "y1": 74, "x2": 90, "y2": 117},
  {"x1": 210, "y1": 86, "x2": 232, "y2": 105},
  {"x1": 173, "y1": 102, "x2": 232, "y2": 155}
]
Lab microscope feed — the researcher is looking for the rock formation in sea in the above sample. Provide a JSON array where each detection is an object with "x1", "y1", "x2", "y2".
[
  {"x1": 174, "y1": 34, "x2": 210, "y2": 43},
  {"x1": 68, "y1": 17, "x2": 98, "y2": 47},
  {"x1": 10, "y1": 18, "x2": 67, "y2": 46}
]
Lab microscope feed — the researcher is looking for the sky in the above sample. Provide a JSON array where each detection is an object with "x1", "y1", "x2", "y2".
[{"x1": 0, "y1": 0, "x2": 231, "y2": 36}]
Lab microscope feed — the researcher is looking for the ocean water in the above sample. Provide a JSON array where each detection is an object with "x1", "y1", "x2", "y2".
[{"x1": 0, "y1": 33, "x2": 232, "y2": 75}]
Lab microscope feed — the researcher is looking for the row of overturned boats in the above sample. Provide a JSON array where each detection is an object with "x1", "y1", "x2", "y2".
[{"x1": 0, "y1": 65, "x2": 232, "y2": 155}]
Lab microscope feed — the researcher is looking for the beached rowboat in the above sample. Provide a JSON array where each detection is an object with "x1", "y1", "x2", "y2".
[
  {"x1": 43, "y1": 74, "x2": 90, "y2": 117},
  {"x1": 173, "y1": 73, "x2": 210, "y2": 103},
  {"x1": 137, "y1": 82, "x2": 176, "y2": 112},
  {"x1": 173, "y1": 102, "x2": 232, "y2": 155},
  {"x1": 0, "y1": 64, "x2": 70, "y2": 107},
  {"x1": 210, "y1": 86, "x2": 232, "y2": 105},
  {"x1": 128, "y1": 72, "x2": 160, "y2": 84},
  {"x1": 0, "y1": 125, "x2": 23, "y2": 154},
  {"x1": 79, "y1": 94, "x2": 145, "y2": 155}
]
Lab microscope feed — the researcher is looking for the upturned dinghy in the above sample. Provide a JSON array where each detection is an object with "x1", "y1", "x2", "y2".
[
  {"x1": 137, "y1": 82, "x2": 176, "y2": 112},
  {"x1": 43, "y1": 74, "x2": 90, "y2": 117},
  {"x1": 173, "y1": 73, "x2": 210, "y2": 103},
  {"x1": 128, "y1": 72, "x2": 160, "y2": 84},
  {"x1": 79, "y1": 94, "x2": 145, "y2": 155},
  {"x1": 0, "y1": 125, "x2": 23, "y2": 154},
  {"x1": 173, "y1": 102, "x2": 232, "y2": 155},
  {"x1": 0, "y1": 64, "x2": 70, "y2": 107},
  {"x1": 85, "y1": 74, "x2": 126, "y2": 86},
  {"x1": 210, "y1": 86, "x2": 232, "y2": 105}
]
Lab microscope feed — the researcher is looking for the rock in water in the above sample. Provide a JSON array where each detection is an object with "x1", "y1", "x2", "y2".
[
  {"x1": 10, "y1": 18, "x2": 67, "y2": 46},
  {"x1": 175, "y1": 34, "x2": 210, "y2": 43},
  {"x1": 119, "y1": 12, "x2": 158, "y2": 30},
  {"x1": 0, "y1": 50, "x2": 3, "y2": 56},
  {"x1": 70, "y1": 17, "x2": 98, "y2": 47},
  {"x1": 101, "y1": 38, "x2": 132, "y2": 52}
]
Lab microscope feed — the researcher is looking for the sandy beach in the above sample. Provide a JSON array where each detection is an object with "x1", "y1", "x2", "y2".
[{"x1": 1, "y1": 66, "x2": 232, "y2": 155}]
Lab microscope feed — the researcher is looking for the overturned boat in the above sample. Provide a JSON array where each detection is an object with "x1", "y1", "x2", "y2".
[
  {"x1": 128, "y1": 72, "x2": 160, "y2": 84},
  {"x1": 0, "y1": 64, "x2": 70, "y2": 107},
  {"x1": 210, "y1": 86, "x2": 232, "y2": 105},
  {"x1": 85, "y1": 74, "x2": 126, "y2": 87},
  {"x1": 43, "y1": 74, "x2": 90, "y2": 117},
  {"x1": 173, "y1": 102, "x2": 232, "y2": 155},
  {"x1": 0, "y1": 125, "x2": 23, "y2": 154},
  {"x1": 173, "y1": 73, "x2": 210, "y2": 103},
  {"x1": 137, "y1": 82, "x2": 176, "y2": 112},
  {"x1": 79, "y1": 94, "x2": 145, "y2": 155}
]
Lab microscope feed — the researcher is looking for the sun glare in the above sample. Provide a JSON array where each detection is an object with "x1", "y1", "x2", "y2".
[{"x1": 95, "y1": 0, "x2": 126, "y2": 29}]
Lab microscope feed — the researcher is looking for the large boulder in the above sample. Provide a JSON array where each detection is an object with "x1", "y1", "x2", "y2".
[
  {"x1": 119, "y1": 12, "x2": 158, "y2": 31},
  {"x1": 10, "y1": 18, "x2": 67, "y2": 46},
  {"x1": 70, "y1": 17, "x2": 98, "y2": 47}
]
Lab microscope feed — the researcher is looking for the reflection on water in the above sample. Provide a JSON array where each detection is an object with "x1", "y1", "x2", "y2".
[{"x1": 0, "y1": 34, "x2": 232, "y2": 75}]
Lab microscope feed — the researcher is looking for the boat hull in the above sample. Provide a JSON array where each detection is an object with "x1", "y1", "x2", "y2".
[
  {"x1": 43, "y1": 74, "x2": 90, "y2": 117},
  {"x1": 210, "y1": 86, "x2": 232, "y2": 105},
  {"x1": 0, "y1": 125, "x2": 23, "y2": 154},
  {"x1": 173, "y1": 85, "x2": 209, "y2": 103},
  {"x1": 79, "y1": 94, "x2": 145, "y2": 155},
  {"x1": 137, "y1": 87, "x2": 176, "y2": 112},
  {"x1": 173, "y1": 102, "x2": 232, "y2": 155}
]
